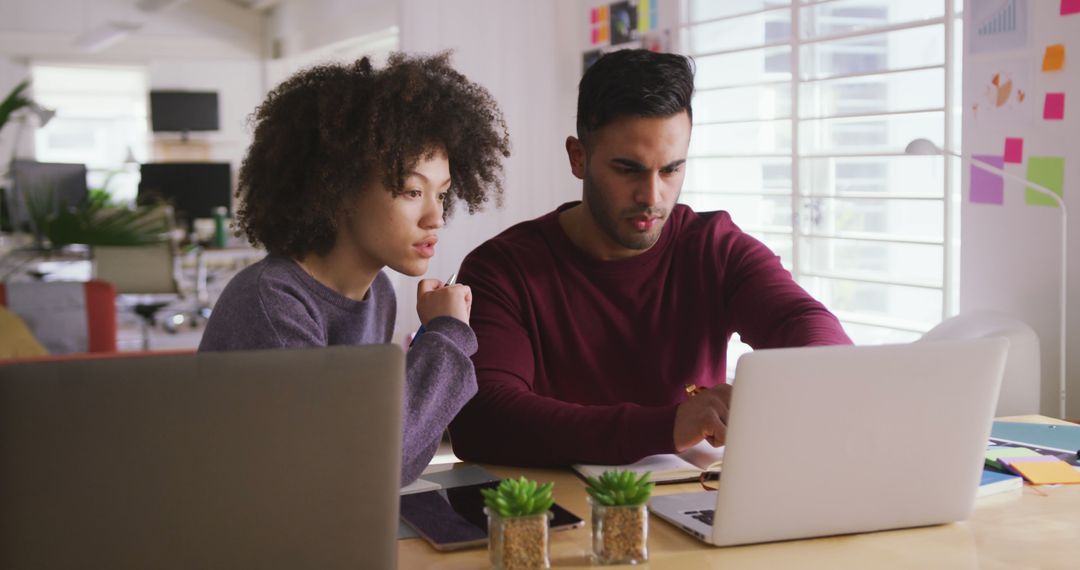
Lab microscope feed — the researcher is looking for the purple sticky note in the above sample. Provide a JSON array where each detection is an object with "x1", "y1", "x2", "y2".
[
  {"x1": 1063, "y1": 0, "x2": 1080, "y2": 15},
  {"x1": 1044, "y1": 92, "x2": 1065, "y2": 120},
  {"x1": 1004, "y1": 137, "x2": 1024, "y2": 163},
  {"x1": 970, "y1": 155, "x2": 1005, "y2": 205}
]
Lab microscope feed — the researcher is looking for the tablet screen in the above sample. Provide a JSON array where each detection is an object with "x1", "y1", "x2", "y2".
[{"x1": 399, "y1": 480, "x2": 584, "y2": 551}]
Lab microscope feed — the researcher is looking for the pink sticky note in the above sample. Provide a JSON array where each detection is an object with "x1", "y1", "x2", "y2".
[
  {"x1": 590, "y1": 8, "x2": 599, "y2": 23},
  {"x1": 591, "y1": 27, "x2": 599, "y2": 44},
  {"x1": 1044, "y1": 92, "x2": 1065, "y2": 120},
  {"x1": 1063, "y1": 0, "x2": 1080, "y2": 15},
  {"x1": 1004, "y1": 137, "x2": 1024, "y2": 163}
]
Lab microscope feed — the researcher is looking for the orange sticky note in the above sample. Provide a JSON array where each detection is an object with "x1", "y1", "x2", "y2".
[
  {"x1": 1043, "y1": 44, "x2": 1065, "y2": 71},
  {"x1": 1008, "y1": 459, "x2": 1080, "y2": 485}
]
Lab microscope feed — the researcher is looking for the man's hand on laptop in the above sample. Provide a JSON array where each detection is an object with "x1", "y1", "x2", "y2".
[{"x1": 673, "y1": 383, "x2": 733, "y2": 451}]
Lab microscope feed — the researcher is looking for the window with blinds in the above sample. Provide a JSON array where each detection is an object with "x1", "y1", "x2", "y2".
[
  {"x1": 678, "y1": 0, "x2": 961, "y2": 354},
  {"x1": 31, "y1": 64, "x2": 150, "y2": 205}
]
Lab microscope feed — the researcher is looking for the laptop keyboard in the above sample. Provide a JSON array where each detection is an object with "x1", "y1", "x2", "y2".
[{"x1": 682, "y1": 509, "x2": 715, "y2": 526}]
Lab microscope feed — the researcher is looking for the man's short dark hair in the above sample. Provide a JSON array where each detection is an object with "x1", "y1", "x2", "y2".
[{"x1": 576, "y1": 49, "x2": 695, "y2": 141}]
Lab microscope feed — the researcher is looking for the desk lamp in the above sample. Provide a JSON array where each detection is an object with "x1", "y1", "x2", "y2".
[{"x1": 905, "y1": 138, "x2": 1068, "y2": 419}]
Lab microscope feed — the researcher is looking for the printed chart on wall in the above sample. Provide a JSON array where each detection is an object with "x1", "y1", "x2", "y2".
[
  {"x1": 970, "y1": 0, "x2": 1029, "y2": 53},
  {"x1": 968, "y1": 59, "x2": 1033, "y2": 131}
]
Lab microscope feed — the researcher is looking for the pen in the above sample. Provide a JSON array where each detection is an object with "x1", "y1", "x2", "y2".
[{"x1": 409, "y1": 272, "x2": 457, "y2": 347}]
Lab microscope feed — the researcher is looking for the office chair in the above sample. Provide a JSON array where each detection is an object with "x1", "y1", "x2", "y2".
[
  {"x1": 91, "y1": 207, "x2": 199, "y2": 350},
  {"x1": 920, "y1": 311, "x2": 1040, "y2": 416},
  {"x1": 0, "y1": 279, "x2": 117, "y2": 354}
]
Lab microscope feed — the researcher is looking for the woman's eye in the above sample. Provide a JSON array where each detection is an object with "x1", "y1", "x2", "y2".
[
  {"x1": 437, "y1": 192, "x2": 449, "y2": 201},
  {"x1": 406, "y1": 190, "x2": 422, "y2": 198}
]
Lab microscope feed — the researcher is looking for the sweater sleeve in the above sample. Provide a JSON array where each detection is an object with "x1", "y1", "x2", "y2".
[
  {"x1": 722, "y1": 229, "x2": 852, "y2": 349},
  {"x1": 448, "y1": 247, "x2": 680, "y2": 467},
  {"x1": 399, "y1": 316, "x2": 478, "y2": 485}
]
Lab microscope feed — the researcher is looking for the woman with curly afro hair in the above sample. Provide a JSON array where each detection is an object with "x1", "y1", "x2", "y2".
[{"x1": 199, "y1": 52, "x2": 511, "y2": 485}]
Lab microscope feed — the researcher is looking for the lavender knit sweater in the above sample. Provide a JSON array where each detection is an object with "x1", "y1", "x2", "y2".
[{"x1": 199, "y1": 255, "x2": 478, "y2": 485}]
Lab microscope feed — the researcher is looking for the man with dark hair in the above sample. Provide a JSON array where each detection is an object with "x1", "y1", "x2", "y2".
[{"x1": 448, "y1": 49, "x2": 851, "y2": 467}]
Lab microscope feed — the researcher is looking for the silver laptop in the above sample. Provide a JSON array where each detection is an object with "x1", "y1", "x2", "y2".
[
  {"x1": 650, "y1": 338, "x2": 1008, "y2": 547},
  {"x1": 0, "y1": 345, "x2": 404, "y2": 570}
]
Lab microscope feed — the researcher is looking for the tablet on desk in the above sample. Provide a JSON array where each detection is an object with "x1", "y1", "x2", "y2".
[{"x1": 399, "y1": 480, "x2": 584, "y2": 551}]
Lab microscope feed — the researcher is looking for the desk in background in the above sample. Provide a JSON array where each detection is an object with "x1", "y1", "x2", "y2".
[{"x1": 399, "y1": 415, "x2": 1080, "y2": 569}]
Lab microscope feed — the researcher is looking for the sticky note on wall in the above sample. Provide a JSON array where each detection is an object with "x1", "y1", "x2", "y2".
[
  {"x1": 970, "y1": 155, "x2": 1005, "y2": 205},
  {"x1": 1003, "y1": 137, "x2": 1024, "y2": 163},
  {"x1": 1042, "y1": 44, "x2": 1065, "y2": 71},
  {"x1": 1063, "y1": 0, "x2": 1080, "y2": 16},
  {"x1": 1044, "y1": 92, "x2": 1065, "y2": 120},
  {"x1": 1026, "y1": 156, "x2": 1066, "y2": 207}
]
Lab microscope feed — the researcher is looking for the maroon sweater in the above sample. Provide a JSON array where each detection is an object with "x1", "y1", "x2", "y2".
[{"x1": 448, "y1": 203, "x2": 851, "y2": 466}]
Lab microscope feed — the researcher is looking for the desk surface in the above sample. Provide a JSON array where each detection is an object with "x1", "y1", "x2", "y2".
[{"x1": 399, "y1": 415, "x2": 1080, "y2": 569}]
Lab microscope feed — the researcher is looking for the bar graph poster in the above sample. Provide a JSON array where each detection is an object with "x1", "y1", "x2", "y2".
[{"x1": 970, "y1": 0, "x2": 1029, "y2": 54}]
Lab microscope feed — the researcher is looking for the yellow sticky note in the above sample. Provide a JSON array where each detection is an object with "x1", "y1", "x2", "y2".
[
  {"x1": 1009, "y1": 459, "x2": 1080, "y2": 485},
  {"x1": 1042, "y1": 44, "x2": 1065, "y2": 71}
]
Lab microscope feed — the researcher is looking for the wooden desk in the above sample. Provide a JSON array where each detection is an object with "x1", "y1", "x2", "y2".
[{"x1": 399, "y1": 415, "x2": 1080, "y2": 569}]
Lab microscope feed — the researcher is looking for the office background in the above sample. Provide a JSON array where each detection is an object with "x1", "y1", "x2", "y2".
[{"x1": 0, "y1": 0, "x2": 1075, "y2": 417}]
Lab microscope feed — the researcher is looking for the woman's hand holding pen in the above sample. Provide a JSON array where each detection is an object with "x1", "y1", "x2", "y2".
[
  {"x1": 416, "y1": 277, "x2": 472, "y2": 326},
  {"x1": 673, "y1": 383, "x2": 733, "y2": 451}
]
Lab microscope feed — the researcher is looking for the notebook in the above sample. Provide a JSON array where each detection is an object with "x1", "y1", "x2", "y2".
[
  {"x1": 573, "y1": 440, "x2": 725, "y2": 483},
  {"x1": 650, "y1": 338, "x2": 1008, "y2": 547},
  {"x1": 990, "y1": 421, "x2": 1080, "y2": 453},
  {"x1": 999, "y1": 456, "x2": 1080, "y2": 485},
  {"x1": 977, "y1": 469, "x2": 1023, "y2": 497},
  {"x1": 0, "y1": 345, "x2": 405, "y2": 570}
]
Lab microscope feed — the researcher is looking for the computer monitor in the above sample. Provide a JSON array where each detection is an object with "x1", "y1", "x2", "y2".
[
  {"x1": 137, "y1": 162, "x2": 232, "y2": 232},
  {"x1": 8, "y1": 160, "x2": 89, "y2": 233},
  {"x1": 149, "y1": 91, "x2": 219, "y2": 132}
]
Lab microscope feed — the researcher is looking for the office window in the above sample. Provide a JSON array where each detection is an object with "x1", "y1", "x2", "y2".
[
  {"x1": 31, "y1": 64, "x2": 149, "y2": 205},
  {"x1": 679, "y1": 0, "x2": 961, "y2": 357}
]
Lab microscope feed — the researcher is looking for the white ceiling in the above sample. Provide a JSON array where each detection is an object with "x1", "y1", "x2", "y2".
[{"x1": 0, "y1": 0, "x2": 264, "y2": 60}]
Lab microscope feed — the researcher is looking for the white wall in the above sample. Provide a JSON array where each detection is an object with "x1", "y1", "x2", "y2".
[
  {"x1": 390, "y1": 0, "x2": 581, "y2": 340},
  {"x1": 961, "y1": 1, "x2": 1080, "y2": 417}
]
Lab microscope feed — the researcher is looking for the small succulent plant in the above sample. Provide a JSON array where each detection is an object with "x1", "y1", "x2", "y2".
[
  {"x1": 585, "y1": 470, "x2": 654, "y2": 507},
  {"x1": 481, "y1": 477, "x2": 555, "y2": 518}
]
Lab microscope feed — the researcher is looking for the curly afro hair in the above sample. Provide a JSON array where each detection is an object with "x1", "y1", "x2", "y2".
[{"x1": 235, "y1": 51, "x2": 511, "y2": 258}]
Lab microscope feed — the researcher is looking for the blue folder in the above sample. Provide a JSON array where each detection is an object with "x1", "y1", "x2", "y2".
[{"x1": 990, "y1": 421, "x2": 1080, "y2": 454}]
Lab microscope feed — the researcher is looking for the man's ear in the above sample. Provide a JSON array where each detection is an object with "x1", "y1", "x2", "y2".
[{"x1": 565, "y1": 136, "x2": 587, "y2": 180}]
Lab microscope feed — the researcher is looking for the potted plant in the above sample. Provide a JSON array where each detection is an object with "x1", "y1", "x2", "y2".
[
  {"x1": 480, "y1": 477, "x2": 555, "y2": 569},
  {"x1": 585, "y1": 470, "x2": 654, "y2": 565}
]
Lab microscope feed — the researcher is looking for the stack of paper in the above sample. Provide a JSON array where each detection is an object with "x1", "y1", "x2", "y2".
[
  {"x1": 984, "y1": 446, "x2": 1080, "y2": 485},
  {"x1": 977, "y1": 469, "x2": 1023, "y2": 497}
]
